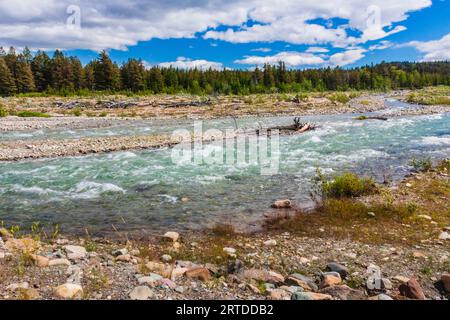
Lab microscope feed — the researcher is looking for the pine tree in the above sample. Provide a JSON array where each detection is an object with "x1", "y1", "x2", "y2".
[
  {"x1": 94, "y1": 51, "x2": 116, "y2": 91},
  {"x1": 0, "y1": 57, "x2": 16, "y2": 95},
  {"x1": 121, "y1": 59, "x2": 146, "y2": 92},
  {"x1": 14, "y1": 55, "x2": 35, "y2": 93},
  {"x1": 31, "y1": 51, "x2": 51, "y2": 91}
]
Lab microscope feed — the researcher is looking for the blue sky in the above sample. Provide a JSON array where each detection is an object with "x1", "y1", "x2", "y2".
[{"x1": 1, "y1": 0, "x2": 449, "y2": 69}]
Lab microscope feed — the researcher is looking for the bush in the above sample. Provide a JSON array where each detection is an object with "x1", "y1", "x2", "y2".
[
  {"x1": 328, "y1": 93, "x2": 350, "y2": 104},
  {"x1": 409, "y1": 157, "x2": 432, "y2": 172},
  {"x1": 0, "y1": 105, "x2": 8, "y2": 117},
  {"x1": 17, "y1": 111, "x2": 51, "y2": 118},
  {"x1": 314, "y1": 170, "x2": 378, "y2": 199},
  {"x1": 72, "y1": 108, "x2": 82, "y2": 117}
]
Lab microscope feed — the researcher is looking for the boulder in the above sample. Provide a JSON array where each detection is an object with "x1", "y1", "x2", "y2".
[
  {"x1": 138, "y1": 273, "x2": 164, "y2": 287},
  {"x1": 242, "y1": 269, "x2": 284, "y2": 285},
  {"x1": 398, "y1": 277, "x2": 426, "y2": 300},
  {"x1": 319, "y1": 273, "x2": 342, "y2": 289},
  {"x1": 64, "y1": 245, "x2": 86, "y2": 260},
  {"x1": 271, "y1": 199, "x2": 292, "y2": 209},
  {"x1": 292, "y1": 292, "x2": 332, "y2": 300},
  {"x1": 54, "y1": 283, "x2": 83, "y2": 299},
  {"x1": 319, "y1": 285, "x2": 366, "y2": 300},
  {"x1": 285, "y1": 273, "x2": 318, "y2": 291}
]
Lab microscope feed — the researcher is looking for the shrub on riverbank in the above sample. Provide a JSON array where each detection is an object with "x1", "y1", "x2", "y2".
[
  {"x1": 314, "y1": 171, "x2": 379, "y2": 199},
  {"x1": 328, "y1": 93, "x2": 350, "y2": 104},
  {"x1": 0, "y1": 104, "x2": 8, "y2": 117}
]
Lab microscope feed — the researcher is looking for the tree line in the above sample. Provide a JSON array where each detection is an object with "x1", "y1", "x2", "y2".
[{"x1": 1, "y1": 46, "x2": 449, "y2": 96}]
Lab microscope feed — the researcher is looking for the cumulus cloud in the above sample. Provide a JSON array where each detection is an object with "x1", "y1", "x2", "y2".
[
  {"x1": 406, "y1": 34, "x2": 450, "y2": 61},
  {"x1": 329, "y1": 48, "x2": 367, "y2": 66},
  {"x1": 158, "y1": 57, "x2": 224, "y2": 70},
  {"x1": 0, "y1": 0, "x2": 432, "y2": 51},
  {"x1": 306, "y1": 47, "x2": 329, "y2": 53},
  {"x1": 368, "y1": 40, "x2": 393, "y2": 51},
  {"x1": 235, "y1": 52, "x2": 325, "y2": 67}
]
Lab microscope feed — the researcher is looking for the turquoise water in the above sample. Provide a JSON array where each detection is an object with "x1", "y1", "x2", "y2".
[{"x1": 0, "y1": 100, "x2": 449, "y2": 235}]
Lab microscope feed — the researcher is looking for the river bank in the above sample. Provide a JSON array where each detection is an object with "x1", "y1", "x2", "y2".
[{"x1": 0, "y1": 164, "x2": 449, "y2": 300}]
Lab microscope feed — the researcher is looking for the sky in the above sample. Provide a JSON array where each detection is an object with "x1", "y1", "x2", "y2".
[{"x1": 0, "y1": 0, "x2": 449, "y2": 69}]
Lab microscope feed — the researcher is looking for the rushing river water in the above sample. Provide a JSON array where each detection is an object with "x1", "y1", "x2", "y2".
[{"x1": 0, "y1": 99, "x2": 449, "y2": 235}]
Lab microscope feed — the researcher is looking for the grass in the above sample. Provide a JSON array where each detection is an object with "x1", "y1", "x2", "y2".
[
  {"x1": 0, "y1": 104, "x2": 8, "y2": 117},
  {"x1": 17, "y1": 111, "x2": 51, "y2": 118},
  {"x1": 328, "y1": 93, "x2": 350, "y2": 104},
  {"x1": 265, "y1": 160, "x2": 450, "y2": 244},
  {"x1": 409, "y1": 157, "x2": 433, "y2": 172},
  {"x1": 406, "y1": 86, "x2": 450, "y2": 106}
]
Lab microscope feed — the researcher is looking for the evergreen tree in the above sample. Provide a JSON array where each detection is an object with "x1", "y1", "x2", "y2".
[{"x1": 0, "y1": 57, "x2": 16, "y2": 95}]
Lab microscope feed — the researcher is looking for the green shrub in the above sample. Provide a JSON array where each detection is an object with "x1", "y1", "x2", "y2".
[
  {"x1": 314, "y1": 170, "x2": 378, "y2": 199},
  {"x1": 355, "y1": 115, "x2": 368, "y2": 120},
  {"x1": 72, "y1": 108, "x2": 82, "y2": 117},
  {"x1": 0, "y1": 105, "x2": 8, "y2": 117},
  {"x1": 329, "y1": 93, "x2": 350, "y2": 104},
  {"x1": 17, "y1": 111, "x2": 51, "y2": 118},
  {"x1": 409, "y1": 157, "x2": 432, "y2": 172}
]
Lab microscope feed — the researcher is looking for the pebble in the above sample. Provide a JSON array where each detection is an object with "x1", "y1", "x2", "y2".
[
  {"x1": 263, "y1": 239, "x2": 277, "y2": 247},
  {"x1": 129, "y1": 286, "x2": 154, "y2": 300},
  {"x1": 326, "y1": 262, "x2": 349, "y2": 279},
  {"x1": 161, "y1": 254, "x2": 172, "y2": 262},
  {"x1": 64, "y1": 245, "x2": 86, "y2": 260},
  {"x1": 438, "y1": 231, "x2": 450, "y2": 240},
  {"x1": 268, "y1": 289, "x2": 291, "y2": 300},
  {"x1": 54, "y1": 283, "x2": 83, "y2": 299},
  {"x1": 6, "y1": 282, "x2": 29, "y2": 291},
  {"x1": 292, "y1": 292, "x2": 332, "y2": 300},
  {"x1": 223, "y1": 247, "x2": 236, "y2": 257},
  {"x1": 163, "y1": 231, "x2": 179, "y2": 242},
  {"x1": 138, "y1": 273, "x2": 164, "y2": 287},
  {"x1": 48, "y1": 258, "x2": 71, "y2": 267},
  {"x1": 417, "y1": 214, "x2": 432, "y2": 220},
  {"x1": 367, "y1": 212, "x2": 376, "y2": 217},
  {"x1": 393, "y1": 275, "x2": 410, "y2": 283}
]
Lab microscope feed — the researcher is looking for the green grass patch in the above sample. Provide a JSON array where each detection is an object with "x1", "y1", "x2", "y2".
[{"x1": 17, "y1": 111, "x2": 51, "y2": 118}]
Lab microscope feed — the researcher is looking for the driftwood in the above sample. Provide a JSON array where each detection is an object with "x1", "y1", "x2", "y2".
[
  {"x1": 160, "y1": 99, "x2": 213, "y2": 108},
  {"x1": 257, "y1": 117, "x2": 317, "y2": 135},
  {"x1": 55, "y1": 100, "x2": 138, "y2": 109},
  {"x1": 355, "y1": 115, "x2": 388, "y2": 121}
]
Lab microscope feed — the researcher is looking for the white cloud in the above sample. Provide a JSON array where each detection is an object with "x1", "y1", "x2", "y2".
[
  {"x1": 235, "y1": 52, "x2": 325, "y2": 67},
  {"x1": 0, "y1": 0, "x2": 432, "y2": 51},
  {"x1": 306, "y1": 47, "x2": 329, "y2": 53},
  {"x1": 158, "y1": 57, "x2": 224, "y2": 70},
  {"x1": 329, "y1": 48, "x2": 366, "y2": 66},
  {"x1": 368, "y1": 40, "x2": 393, "y2": 51},
  {"x1": 251, "y1": 47, "x2": 272, "y2": 52},
  {"x1": 406, "y1": 34, "x2": 450, "y2": 61}
]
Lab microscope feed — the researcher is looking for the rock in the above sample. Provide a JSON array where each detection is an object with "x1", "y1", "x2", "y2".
[
  {"x1": 227, "y1": 259, "x2": 244, "y2": 274},
  {"x1": 171, "y1": 267, "x2": 188, "y2": 281},
  {"x1": 271, "y1": 199, "x2": 292, "y2": 209},
  {"x1": 438, "y1": 231, "x2": 450, "y2": 240},
  {"x1": 243, "y1": 269, "x2": 284, "y2": 285},
  {"x1": 163, "y1": 231, "x2": 179, "y2": 242},
  {"x1": 129, "y1": 286, "x2": 154, "y2": 300},
  {"x1": 223, "y1": 247, "x2": 236, "y2": 257},
  {"x1": 20, "y1": 288, "x2": 40, "y2": 300},
  {"x1": 161, "y1": 278, "x2": 177, "y2": 290},
  {"x1": 175, "y1": 286, "x2": 185, "y2": 293},
  {"x1": 185, "y1": 267, "x2": 211, "y2": 281},
  {"x1": 5, "y1": 238, "x2": 39, "y2": 253},
  {"x1": 268, "y1": 289, "x2": 291, "y2": 300},
  {"x1": 405, "y1": 183, "x2": 412, "y2": 188},
  {"x1": 319, "y1": 274, "x2": 342, "y2": 289},
  {"x1": 6, "y1": 282, "x2": 29, "y2": 291},
  {"x1": 380, "y1": 278, "x2": 393, "y2": 290},
  {"x1": 138, "y1": 273, "x2": 164, "y2": 287},
  {"x1": 440, "y1": 274, "x2": 450, "y2": 292},
  {"x1": 31, "y1": 254, "x2": 49, "y2": 267},
  {"x1": 116, "y1": 254, "x2": 131, "y2": 262},
  {"x1": 417, "y1": 214, "x2": 432, "y2": 220},
  {"x1": 393, "y1": 275, "x2": 410, "y2": 283},
  {"x1": 54, "y1": 283, "x2": 83, "y2": 299},
  {"x1": 292, "y1": 292, "x2": 332, "y2": 300},
  {"x1": 56, "y1": 238, "x2": 69, "y2": 245},
  {"x1": 367, "y1": 212, "x2": 376, "y2": 217},
  {"x1": 319, "y1": 285, "x2": 366, "y2": 300},
  {"x1": 369, "y1": 294, "x2": 393, "y2": 300},
  {"x1": 285, "y1": 273, "x2": 318, "y2": 291},
  {"x1": 64, "y1": 245, "x2": 86, "y2": 260},
  {"x1": 48, "y1": 258, "x2": 71, "y2": 267},
  {"x1": 263, "y1": 239, "x2": 277, "y2": 247},
  {"x1": 413, "y1": 251, "x2": 427, "y2": 259},
  {"x1": 299, "y1": 257, "x2": 310, "y2": 264},
  {"x1": 398, "y1": 277, "x2": 426, "y2": 300},
  {"x1": 112, "y1": 248, "x2": 128, "y2": 256},
  {"x1": 161, "y1": 254, "x2": 172, "y2": 262},
  {"x1": 0, "y1": 227, "x2": 13, "y2": 239},
  {"x1": 326, "y1": 262, "x2": 348, "y2": 279},
  {"x1": 0, "y1": 252, "x2": 5, "y2": 259},
  {"x1": 66, "y1": 265, "x2": 83, "y2": 284}
]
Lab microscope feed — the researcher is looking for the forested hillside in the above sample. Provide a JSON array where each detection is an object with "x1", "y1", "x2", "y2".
[{"x1": 1, "y1": 46, "x2": 449, "y2": 96}]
